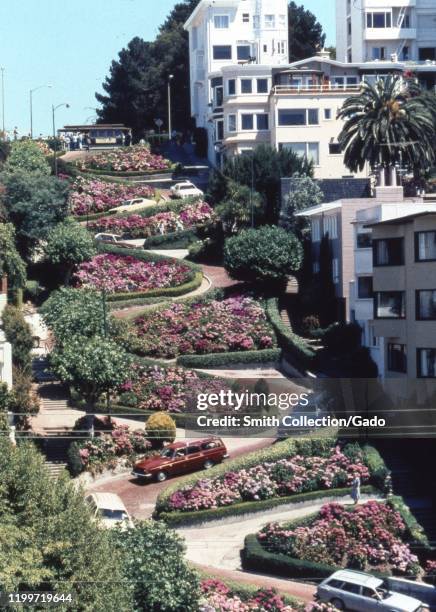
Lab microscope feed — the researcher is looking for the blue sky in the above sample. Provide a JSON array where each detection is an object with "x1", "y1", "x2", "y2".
[{"x1": 0, "y1": 1, "x2": 335, "y2": 136}]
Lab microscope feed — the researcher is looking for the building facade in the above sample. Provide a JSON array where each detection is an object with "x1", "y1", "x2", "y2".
[
  {"x1": 336, "y1": 0, "x2": 436, "y2": 64},
  {"x1": 0, "y1": 276, "x2": 12, "y2": 389}
]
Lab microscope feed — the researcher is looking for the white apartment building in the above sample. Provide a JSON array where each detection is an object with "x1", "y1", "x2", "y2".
[{"x1": 337, "y1": 0, "x2": 436, "y2": 65}]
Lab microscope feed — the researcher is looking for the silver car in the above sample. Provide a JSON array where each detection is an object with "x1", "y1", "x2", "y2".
[{"x1": 316, "y1": 570, "x2": 428, "y2": 612}]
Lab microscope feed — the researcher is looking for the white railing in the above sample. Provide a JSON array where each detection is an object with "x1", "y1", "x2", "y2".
[{"x1": 273, "y1": 84, "x2": 362, "y2": 94}]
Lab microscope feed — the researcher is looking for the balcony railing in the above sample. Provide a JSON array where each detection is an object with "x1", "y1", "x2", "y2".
[{"x1": 272, "y1": 84, "x2": 362, "y2": 95}]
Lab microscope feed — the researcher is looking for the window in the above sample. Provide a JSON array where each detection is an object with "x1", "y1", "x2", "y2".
[
  {"x1": 415, "y1": 231, "x2": 436, "y2": 261},
  {"x1": 241, "y1": 114, "x2": 254, "y2": 130},
  {"x1": 357, "y1": 230, "x2": 372, "y2": 248},
  {"x1": 228, "y1": 114, "x2": 237, "y2": 132},
  {"x1": 214, "y1": 86, "x2": 223, "y2": 107},
  {"x1": 366, "y1": 11, "x2": 392, "y2": 28},
  {"x1": 241, "y1": 79, "x2": 253, "y2": 94},
  {"x1": 281, "y1": 142, "x2": 319, "y2": 166},
  {"x1": 278, "y1": 109, "x2": 318, "y2": 126},
  {"x1": 324, "y1": 108, "x2": 332, "y2": 120},
  {"x1": 216, "y1": 120, "x2": 224, "y2": 141},
  {"x1": 327, "y1": 579, "x2": 345, "y2": 589},
  {"x1": 341, "y1": 582, "x2": 361, "y2": 595},
  {"x1": 257, "y1": 78, "x2": 268, "y2": 93},
  {"x1": 313, "y1": 261, "x2": 320, "y2": 274},
  {"x1": 329, "y1": 143, "x2": 342, "y2": 155},
  {"x1": 213, "y1": 45, "x2": 232, "y2": 60},
  {"x1": 372, "y1": 47, "x2": 387, "y2": 61},
  {"x1": 214, "y1": 15, "x2": 229, "y2": 29},
  {"x1": 308, "y1": 109, "x2": 319, "y2": 125},
  {"x1": 253, "y1": 14, "x2": 260, "y2": 29},
  {"x1": 279, "y1": 14, "x2": 286, "y2": 28},
  {"x1": 418, "y1": 348, "x2": 436, "y2": 378},
  {"x1": 358, "y1": 276, "x2": 373, "y2": 299},
  {"x1": 419, "y1": 48, "x2": 436, "y2": 62},
  {"x1": 332, "y1": 258, "x2": 340, "y2": 284},
  {"x1": 373, "y1": 238, "x2": 404, "y2": 266},
  {"x1": 265, "y1": 14, "x2": 275, "y2": 28},
  {"x1": 374, "y1": 291, "x2": 406, "y2": 319},
  {"x1": 256, "y1": 114, "x2": 269, "y2": 130},
  {"x1": 237, "y1": 45, "x2": 251, "y2": 61},
  {"x1": 263, "y1": 44, "x2": 268, "y2": 53},
  {"x1": 228, "y1": 79, "x2": 236, "y2": 95},
  {"x1": 323, "y1": 215, "x2": 338, "y2": 239},
  {"x1": 242, "y1": 13, "x2": 250, "y2": 23},
  {"x1": 278, "y1": 41, "x2": 286, "y2": 54},
  {"x1": 312, "y1": 219, "x2": 321, "y2": 242},
  {"x1": 187, "y1": 445, "x2": 201, "y2": 454},
  {"x1": 402, "y1": 46, "x2": 410, "y2": 61},
  {"x1": 416, "y1": 290, "x2": 436, "y2": 320},
  {"x1": 347, "y1": 19, "x2": 352, "y2": 35}
]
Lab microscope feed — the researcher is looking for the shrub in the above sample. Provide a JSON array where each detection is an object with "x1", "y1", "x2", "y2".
[
  {"x1": 1, "y1": 305, "x2": 33, "y2": 373},
  {"x1": 266, "y1": 298, "x2": 314, "y2": 369},
  {"x1": 145, "y1": 412, "x2": 176, "y2": 447},
  {"x1": 323, "y1": 322, "x2": 363, "y2": 353},
  {"x1": 2, "y1": 140, "x2": 50, "y2": 176},
  {"x1": 45, "y1": 219, "x2": 96, "y2": 285},
  {"x1": 67, "y1": 442, "x2": 84, "y2": 477},
  {"x1": 176, "y1": 348, "x2": 282, "y2": 368},
  {"x1": 302, "y1": 315, "x2": 320, "y2": 334},
  {"x1": 75, "y1": 144, "x2": 172, "y2": 173},
  {"x1": 224, "y1": 226, "x2": 303, "y2": 285}
]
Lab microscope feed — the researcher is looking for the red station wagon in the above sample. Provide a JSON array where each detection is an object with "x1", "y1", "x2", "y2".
[{"x1": 131, "y1": 437, "x2": 228, "y2": 482}]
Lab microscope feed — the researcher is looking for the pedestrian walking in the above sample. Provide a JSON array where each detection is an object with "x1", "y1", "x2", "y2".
[{"x1": 351, "y1": 474, "x2": 361, "y2": 505}]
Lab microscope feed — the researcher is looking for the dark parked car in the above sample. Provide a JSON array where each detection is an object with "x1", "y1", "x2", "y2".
[{"x1": 132, "y1": 437, "x2": 228, "y2": 482}]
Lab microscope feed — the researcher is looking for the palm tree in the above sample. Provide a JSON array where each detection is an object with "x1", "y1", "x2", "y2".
[{"x1": 337, "y1": 75, "x2": 436, "y2": 183}]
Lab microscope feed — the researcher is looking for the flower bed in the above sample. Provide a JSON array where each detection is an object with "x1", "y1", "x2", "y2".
[
  {"x1": 133, "y1": 296, "x2": 276, "y2": 358},
  {"x1": 257, "y1": 501, "x2": 421, "y2": 577},
  {"x1": 76, "y1": 144, "x2": 172, "y2": 173},
  {"x1": 167, "y1": 445, "x2": 370, "y2": 512},
  {"x1": 69, "y1": 423, "x2": 155, "y2": 475},
  {"x1": 118, "y1": 363, "x2": 229, "y2": 414},
  {"x1": 200, "y1": 579, "x2": 297, "y2": 611},
  {"x1": 74, "y1": 253, "x2": 192, "y2": 294},
  {"x1": 87, "y1": 201, "x2": 215, "y2": 238},
  {"x1": 68, "y1": 176, "x2": 154, "y2": 216}
]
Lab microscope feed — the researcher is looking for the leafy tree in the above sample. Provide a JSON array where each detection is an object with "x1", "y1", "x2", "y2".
[
  {"x1": 1, "y1": 305, "x2": 33, "y2": 373},
  {"x1": 338, "y1": 76, "x2": 436, "y2": 177},
  {"x1": 50, "y1": 336, "x2": 132, "y2": 433},
  {"x1": 2, "y1": 140, "x2": 50, "y2": 176},
  {"x1": 44, "y1": 220, "x2": 96, "y2": 285},
  {"x1": 221, "y1": 145, "x2": 313, "y2": 224},
  {"x1": 40, "y1": 287, "x2": 126, "y2": 346},
  {"x1": 0, "y1": 439, "x2": 132, "y2": 610},
  {"x1": 288, "y1": 2, "x2": 326, "y2": 61},
  {"x1": 215, "y1": 181, "x2": 264, "y2": 234},
  {"x1": 280, "y1": 174, "x2": 324, "y2": 234},
  {"x1": 96, "y1": 1, "x2": 200, "y2": 137},
  {"x1": 0, "y1": 223, "x2": 27, "y2": 290},
  {"x1": 115, "y1": 520, "x2": 200, "y2": 612},
  {"x1": 145, "y1": 412, "x2": 177, "y2": 448},
  {"x1": 224, "y1": 226, "x2": 303, "y2": 285},
  {"x1": 0, "y1": 171, "x2": 69, "y2": 260}
]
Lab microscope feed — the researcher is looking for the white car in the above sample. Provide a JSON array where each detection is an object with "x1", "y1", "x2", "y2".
[
  {"x1": 316, "y1": 570, "x2": 429, "y2": 612},
  {"x1": 170, "y1": 181, "x2": 204, "y2": 199},
  {"x1": 85, "y1": 492, "x2": 134, "y2": 529},
  {"x1": 110, "y1": 197, "x2": 156, "y2": 213},
  {"x1": 94, "y1": 233, "x2": 123, "y2": 244}
]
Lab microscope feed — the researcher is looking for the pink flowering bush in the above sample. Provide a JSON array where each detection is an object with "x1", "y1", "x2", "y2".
[
  {"x1": 76, "y1": 144, "x2": 172, "y2": 173},
  {"x1": 167, "y1": 446, "x2": 370, "y2": 512},
  {"x1": 425, "y1": 560, "x2": 436, "y2": 585},
  {"x1": 200, "y1": 579, "x2": 296, "y2": 611},
  {"x1": 258, "y1": 501, "x2": 421, "y2": 576},
  {"x1": 118, "y1": 363, "x2": 229, "y2": 413},
  {"x1": 68, "y1": 176, "x2": 154, "y2": 216},
  {"x1": 74, "y1": 253, "x2": 192, "y2": 293},
  {"x1": 134, "y1": 296, "x2": 276, "y2": 358},
  {"x1": 88, "y1": 201, "x2": 216, "y2": 238},
  {"x1": 76, "y1": 424, "x2": 153, "y2": 473}
]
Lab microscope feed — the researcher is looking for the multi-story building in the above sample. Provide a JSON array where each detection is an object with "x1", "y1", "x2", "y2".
[
  {"x1": 337, "y1": 0, "x2": 436, "y2": 65},
  {"x1": 295, "y1": 186, "x2": 432, "y2": 322},
  {"x1": 366, "y1": 209, "x2": 436, "y2": 379}
]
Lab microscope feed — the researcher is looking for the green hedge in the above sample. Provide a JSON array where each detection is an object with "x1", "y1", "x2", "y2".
[
  {"x1": 176, "y1": 348, "x2": 281, "y2": 368},
  {"x1": 157, "y1": 485, "x2": 379, "y2": 527},
  {"x1": 155, "y1": 436, "x2": 337, "y2": 515},
  {"x1": 76, "y1": 166, "x2": 175, "y2": 177},
  {"x1": 361, "y1": 444, "x2": 389, "y2": 491},
  {"x1": 389, "y1": 496, "x2": 430, "y2": 549},
  {"x1": 95, "y1": 243, "x2": 202, "y2": 302},
  {"x1": 242, "y1": 533, "x2": 339, "y2": 581},
  {"x1": 266, "y1": 298, "x2": 315, "y2": 370},
  {"x1": 74, "y1": 210, "x2": 118, "y2": 222}
]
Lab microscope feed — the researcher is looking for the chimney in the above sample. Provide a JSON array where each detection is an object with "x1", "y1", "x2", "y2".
[{"x1": 316, "y1": 48, "x2": 331, "y2": 60}]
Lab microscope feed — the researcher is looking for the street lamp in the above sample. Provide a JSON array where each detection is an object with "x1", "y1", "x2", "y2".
[
  {"x1": 29, "y1": 84, "x2": 52, "y2": 139},
  {"x1": 52, "y1": 102, "x2": 70, "y2": 176},
  {"x1": 1, "y1": 68, "x2": 5, "y2": 136},
  {"x1": 167, "y1": 74, "x2": 174, "y2": 140}
]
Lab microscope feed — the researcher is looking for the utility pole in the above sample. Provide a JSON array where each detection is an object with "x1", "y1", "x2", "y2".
[{"x1": 167, "y1": 74, "x2": 174, "y2": 139}]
